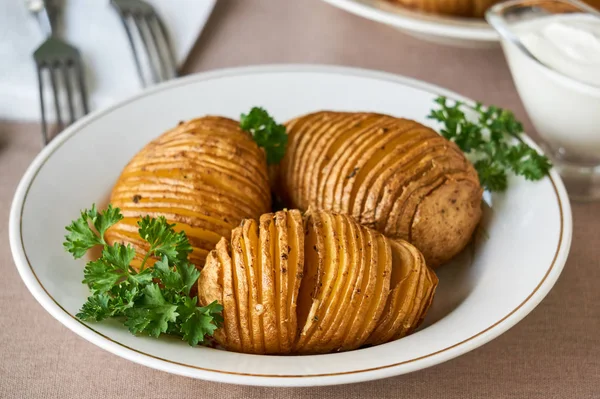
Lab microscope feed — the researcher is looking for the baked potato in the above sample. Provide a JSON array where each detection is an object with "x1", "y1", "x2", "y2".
[
  {"x1": 278, "y1": 112, "x2": 483, "y2": 267},
  {"x1": 105, "y1": 116, "x2": 271, "y2": 270},
  {"x1": 198, "y1": 209, "x2": 437, "y2": 355},
  {"x1": 387, "y1": 0, "x2": 503, "y2": 18}
]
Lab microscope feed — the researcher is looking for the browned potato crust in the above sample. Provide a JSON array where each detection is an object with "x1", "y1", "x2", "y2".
[{"x1": 279, "y1": 112, "x2": 482, "y2": 268}]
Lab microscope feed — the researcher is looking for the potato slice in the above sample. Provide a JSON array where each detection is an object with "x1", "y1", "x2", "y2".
[
  {"x1": 295, "y1": 211, "x2": 341, "y2": 353},
  {"x1": 282, "y1": 112, "x2": 343, "y2": 208},
  {"x1": 301, "y1": 113, "x2": 364, "y2": 208},
  {"x1": 340, "y1": 225, "x2": 379, "y2": 351},
  {"x1": 295, "y1": 211, "x2": 327, "y2": 350},
  {"x1": 300, "y1": 213, "x2": 351, "y2": 353},
  {"x1": 241, "y1": 219, "x2": 265, "y2": 354},
  {"x1": 366, "y1": 240, "x2": 422, "y2": 345},
  {"x1": 321, "y1": 215, "x2": 368, "y2": 350},
  {"x1": 311, "y1": 214, "x2": 363, "y2": 353},
  {"x1": 259, "y1": 214, "x2": 280, "y2": 354},
  {"x1": 408, "y1": 266, "x2": 439, "y2": 334},
  {"x1": 286, "y1": 210, "x2": 305, "y2": 348},
  {"x1": 110, "y1": 177, "x2": 259, "y2": 222},
  {"x1": 349, "y1": 126, "x2": 441, "y2": 223},
  {"x1": 197, "y1": 249, "x2": 226, "y2": 346},
  {"x1": 328, "y1": 120, "x2": 414, "y2": 214},
  {"x1": 273, "y1": 211, "x2": 291, "y2": 354},
  {"x1": 362, "y1": 144, "x2": 464, "y2": 231},
  {"x1": 352, "y1": 232, "x2": 392, "y2": 347},
  {"x1": 231, "y1": 227, "x2": 252, "y2": 352},
  {"x1": 374, "y1": 151, "x2": 470, "y2": 231},
  {"x1": 215, "y1": 238, "x2": 242, "y2": 352},
  {"x1": 316, "y1": 115, "x2": 394, "y2": 212},
  {"x1": 396, "y1": 257, "x2": 427, "y2": 339}
]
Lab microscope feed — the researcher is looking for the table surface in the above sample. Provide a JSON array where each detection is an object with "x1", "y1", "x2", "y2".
[{"x1": 1, "y1": 1, "x2": 599, "y2": 398}]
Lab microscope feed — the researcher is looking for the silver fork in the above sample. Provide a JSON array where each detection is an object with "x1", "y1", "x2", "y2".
[
  {"x1": 29, "y1": 0, "x2": 89, "y2": 145},
  {"x1": 111, "y1": 0, "x2": 177, "y2": 87}
]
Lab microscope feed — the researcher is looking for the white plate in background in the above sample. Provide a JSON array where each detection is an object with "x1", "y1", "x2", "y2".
[
  {"x1": 323, "y1": 0, "x2": 499, "y2": 47},
  {"x1": 9, "y1": 65, "x2": 571, "y2": 387}
]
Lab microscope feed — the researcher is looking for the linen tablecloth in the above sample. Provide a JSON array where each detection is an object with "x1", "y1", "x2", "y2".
[{"x1": 1, "y1": 1, "x2": 598, "y2": 397}]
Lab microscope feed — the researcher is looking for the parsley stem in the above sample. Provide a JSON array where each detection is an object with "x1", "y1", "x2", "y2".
[{"x1": 139, "y1": 249, "x2": 154, "y2": 271}]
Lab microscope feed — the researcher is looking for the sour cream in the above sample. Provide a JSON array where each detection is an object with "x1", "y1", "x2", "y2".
[
  {"x1": 517, "y1": 14, "x2": 600, "y2": 86},
  {"x1": 498, "y1": 13, "x2": 600, "y2": 161}
]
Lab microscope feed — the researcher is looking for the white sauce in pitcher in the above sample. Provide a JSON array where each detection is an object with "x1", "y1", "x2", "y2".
[
  {"x1": 500, "y1": 13, "x2": 600, "y2": 160},
  {"x1": 517, "y1": 14, "x2": 600, "y2": 86}
]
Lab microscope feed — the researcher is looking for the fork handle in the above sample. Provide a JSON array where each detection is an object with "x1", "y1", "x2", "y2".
[{"x1": 27, "y1": 0, "x2": 61, "y2": 36}]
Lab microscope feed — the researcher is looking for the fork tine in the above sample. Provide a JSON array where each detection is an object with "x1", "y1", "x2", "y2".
[
  {"x1": 145, "y1": 15, "x2": 169, "y2": 82},
  {"x1": 48, "y1": 64, "x2": 64, "y2": 132},
  {"x1": 147, "y1": 14, "x2": 176, "y2": 80},
  {"x1": 36, "y1": 65, "x2": 49, "y2": 145},
  {"x1": 73, "y1": 58, "x2": 89, "y2": 115},
  {"x1": 62, "y1": 62, "x2": 76, "y2": 124},
  {"x1": 131, "y1": 13, "x2": 160, "y2": 84},
  {"x1": 153, "y1": 14, "x2": 177, "y2": 79},
  {"x1": 116, "y1": 12, "x2": 147, "y2": 87}
]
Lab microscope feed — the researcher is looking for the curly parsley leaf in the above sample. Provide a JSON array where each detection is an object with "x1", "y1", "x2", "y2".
[
  {"x1": 180, "y1": 299, "x2": 223, "y2": 346},
  {"x1": 124, "y1": 284, "x2": 179, "y2": 338},
  {"x1": 138, "y1": 215, "x2": 192, "y2": 265},
  {"x1": 428, "y1": 96, "x2": 552, "y2": 192},
  {"x1": 240, "y1": 107, "x2": 288, "y2": 165},
  {"x1": 64, "y1": 204, "x2": 121, "y2": 258}
]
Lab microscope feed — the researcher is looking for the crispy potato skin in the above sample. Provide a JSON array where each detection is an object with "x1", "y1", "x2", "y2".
[
  {"x1": 105, "y1": 116, "x2": 271, "y2": 270},
  {"x1": 387, "y1": 0, "x2": 502, "y2": 18},
  {"x1": 198, "y1": 209, "x2": 437, "y2": 355},
  {"x1": 279, "y1": 112, "x2": 482, "y2": 268}
]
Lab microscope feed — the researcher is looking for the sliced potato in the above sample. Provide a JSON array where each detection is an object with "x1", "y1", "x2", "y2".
[
  {"x1": 279, "y1": 111, "x2": 482, "y2": 268},
  {"x1": 310, "y1": 214, "x2": 362, "y2": 353},
  {"x1": 286, "y1": 210, "x2": 304, "y2": 348},
  {"x1": 273, "y1": 211, "x2": 291, "y2": 354},
  {"x1": 409, "y1": 266, "x2": 439, "y2": 335},
  {"x1": 300, "y1": 213, "x2": 350, "y2": 353},
  {"x1": 352, "y1": 232, "x2": 392, "y2": 347},
  {"x1": 242, "y1": 219, "x2": 265, "y2": 354},
  {"x1": 259, "y1": 214, "x2": 280, "y2": 354},
  {"x1": 295, "y1": 211, "x2": 341, "y2": 353},
  {"x1": 397, "y1": 258, "x2": 427, "y2": 339},
  {"x1": 231, "y1": 228, "x2": 252, "y2": 352},
  {"x1": 366, "y1": 240, "x2": 422, "y2": 345},
  {"x1": 107, "y1": 116, "x2": 270, "y2": 272},
  {"x1": 322, "y1": 215, "x2": 368, "y2": 350},
  {"x1": 198, "y1": 250, "x2": 226, "y2": 346},
  {"x1": 215, "y1": 238, "x2": 242, "y2": 352},
  {"x1": 340, "y1": 223, "x2": 379, "y2": 351}
]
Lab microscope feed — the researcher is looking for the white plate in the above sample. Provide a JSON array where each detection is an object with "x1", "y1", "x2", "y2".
[
  {"x1": 9, "y1": 64, "x2": 571, "y2": 387},
  {"x1": 323, "y1": 0, "x2": 499, "y2": 47}
]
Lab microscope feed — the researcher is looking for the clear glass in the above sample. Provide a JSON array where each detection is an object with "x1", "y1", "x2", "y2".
[{"x1": 486, "y1": 0, "x2": 600, "y2": 201}]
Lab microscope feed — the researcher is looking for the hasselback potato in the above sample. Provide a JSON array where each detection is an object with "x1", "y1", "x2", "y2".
[
  {"x1": 198, "y1": 209, "x2": 437, "y2": 355},
  {"x1": 106, "y1": 116, "x2": 271, "y2": 270},
  {"x1": 388, "y1": 0, "x2": 503, "y2": 18},
  {"x1": 278, "y1": 111, "x2": 483, "y2": 268}
]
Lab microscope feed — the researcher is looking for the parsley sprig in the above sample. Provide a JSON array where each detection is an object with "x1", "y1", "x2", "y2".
[
  {"x1": 240, "y1": 107, "x2": 288, "y2": 165},
  {"x1": 64, "y1": 205, "x2": 223, "y2": 346},
  {"x1": 428, "y1": 96, "x2": 552, "y2": 192}
]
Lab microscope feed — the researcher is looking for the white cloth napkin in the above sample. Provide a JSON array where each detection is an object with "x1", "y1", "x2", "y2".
[{"x1": 0, "y1": 0, "x2": 216, "y2": 121}]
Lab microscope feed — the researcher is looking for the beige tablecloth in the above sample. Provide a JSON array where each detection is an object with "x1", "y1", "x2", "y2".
[{"x1": 1, "y1": 1, "x2": 599, "y2": 397}]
